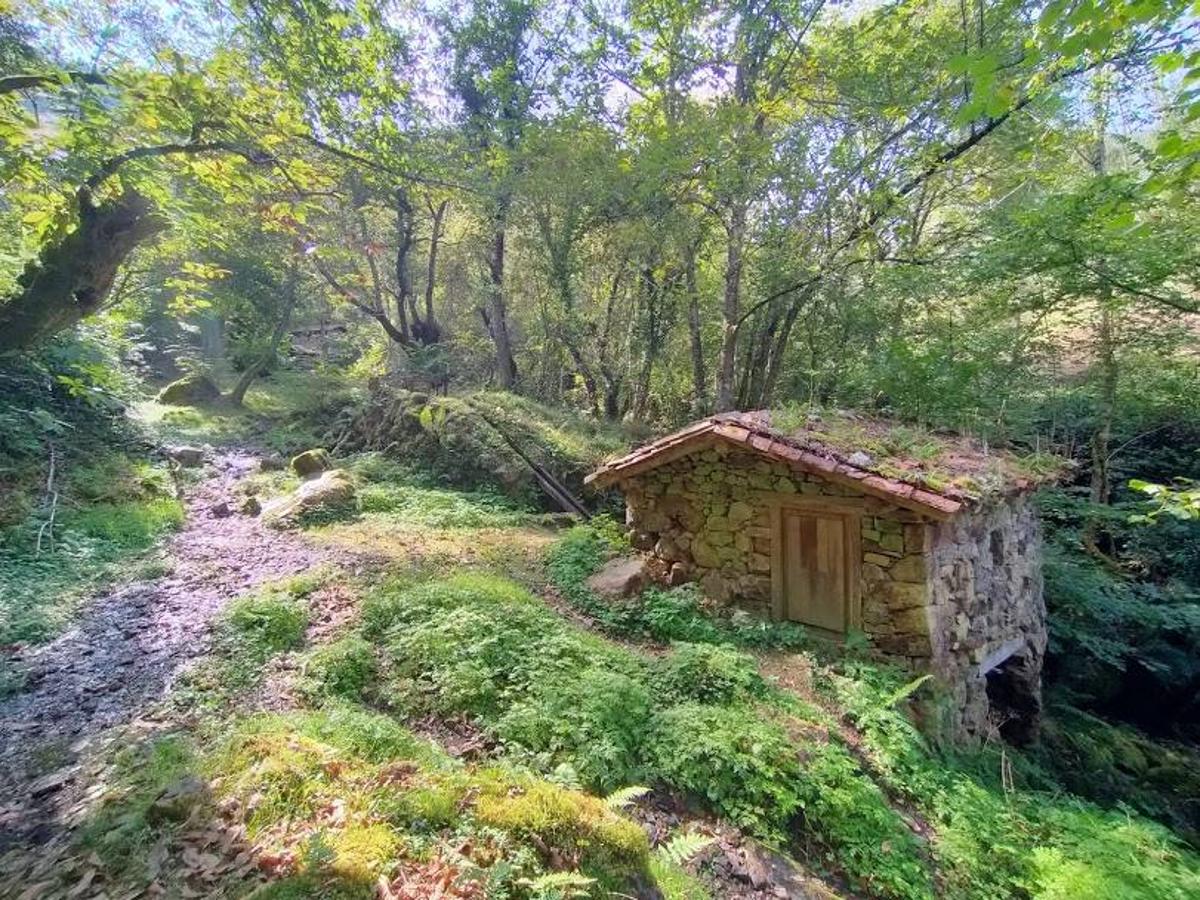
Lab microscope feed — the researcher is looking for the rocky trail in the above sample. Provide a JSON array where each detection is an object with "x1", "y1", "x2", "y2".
[{"x1": 0, "y1": 449, "x2": 357, "y2": 850}]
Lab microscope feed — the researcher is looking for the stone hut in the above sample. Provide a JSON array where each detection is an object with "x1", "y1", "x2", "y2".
[{"x1": 585, "y1": 411, "x2": 1053, "y2": 743}]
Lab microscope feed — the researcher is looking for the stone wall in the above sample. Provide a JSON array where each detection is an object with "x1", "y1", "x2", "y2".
[
  {"x1": 923, "y1": 496, "x2": 1047, "y2": 741},
  {"x1": 621, "y1": 442, "x2": 932, "y2": 643},
  {"x1": 620, "y1": 441, "x2": 1048, "y2": 743}
]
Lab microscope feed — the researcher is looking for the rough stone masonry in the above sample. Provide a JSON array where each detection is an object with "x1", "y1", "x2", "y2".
[{"x1": 616, "y1": 442, "x2": 1048, "y2": 743}]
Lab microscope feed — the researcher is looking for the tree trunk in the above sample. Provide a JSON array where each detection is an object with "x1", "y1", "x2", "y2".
[
  {"x1": 485, "y1": 206, "x2": 519, "y2": 389},
  {"x1": 737, "y1": 312, "x2": 776, "y2": 409},
  {"x1": 593, "y1": 266, "x2": 624, "y2": 419},
  {"x1": 418, "y1": 199, "x2": 448, "y2": 344},
  {"x1": 715, "y1": 201, "x2": 746, "y2": 411},
  {"x1": 759, "y1": 291, "x2": 807, "y2": 404},
  {"x1": 1084, "y1": 91, "x2": 1116, "y2": 556},
  {"x1": 1089, "y1": 301, "x2": 1117, "y2": 510},
  {"x1": 226, "y1": 263, "x2": 299, "y2": 407},
  {"x1": 0, "y1": 190, "x2": 164, "y2": 354},
  {"x1": 684, "y1": 240, "x2": 707, "y2": 415},
  {"x1": 631, "y1": 265, "x2": 663, "y2": 421},
  {"x1": 394, "y1": 188, "x2": 416, "y2": 341}
]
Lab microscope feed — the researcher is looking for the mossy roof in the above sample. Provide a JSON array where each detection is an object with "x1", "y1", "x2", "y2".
[{"x1": 585, "y1": 410, "x2": 1063, "y2": 519}]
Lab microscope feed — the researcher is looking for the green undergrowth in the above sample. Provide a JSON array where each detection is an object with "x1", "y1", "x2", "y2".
[
  {"x1": 546, "y1": 517, "x2": 809, "y2": 649},
  {"x1": 0, "y1": 454, "x2": 183, "y2": 644},
  {"x1": 76, "y1": 703, "x2": 667, "y2": 899},
  {"x1": 543, "y1": 521, "x2": 1200, "y2": 898},
  {"x1": 1033, "y1": 700, "x2": 1200, "y2": 848},
  {"x1": 361, "y1": 571, "x2": 928, "y2": 898},
  {"x1": 173, "y1": 572, "x2": 323, "y2": 710},
  {"x1": 242, "y1": 451, "x2": 538, "y2": 533},
  {"x1": 824, "y1": 665, "x2": 1200, "y2": 898},
  {"x1": 470, "y1": 391, "x2": 633, "y2": 472},
  {"x1": 136, "y1": 369, "x2": 357, "y2": 455},
  {"x1": 349, "y1": 453, "x2": 533, "y2": 529}
]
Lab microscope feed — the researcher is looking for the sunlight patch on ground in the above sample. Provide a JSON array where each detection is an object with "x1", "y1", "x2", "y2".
[{"x1": 308, "y1": 517, "x2": 558, "y2": 578}]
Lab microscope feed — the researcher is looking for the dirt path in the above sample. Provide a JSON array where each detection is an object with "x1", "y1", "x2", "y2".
[{"x1": 0, "y1": 450, "x2": 355, "y2": 848}]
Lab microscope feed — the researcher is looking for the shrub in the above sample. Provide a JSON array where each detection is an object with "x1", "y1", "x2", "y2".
[
  {"x1": 368, "y1": 572, "x2": 934, "y2": 895},
  {"x1": 378, "y1": 574, "x2": 623, "y2": 723},
  {"x1": 795, "y1": 744, "x2": 931, "y2": 900},
  {"x1": 1026, "y1": 801, "x2": 1200, "y2": 899},
  {"x1": 654, "y1": 642, "x2": 765, "y2": 704},
  {"x1": 363, "y1": 572, "x2": 532, "y2": 637},
  {"x1": 496, "y1": 668, "x2": 653, "y2": 791},
  {"x1": 224, "y1": 589, "x2": 308, "y2": 653},
  {"x1": 309, "y1": 637, "x2": 377, "y2": 700},
  {"x1": 647, "y1": 703, "x2": 803, "y2": 839}
]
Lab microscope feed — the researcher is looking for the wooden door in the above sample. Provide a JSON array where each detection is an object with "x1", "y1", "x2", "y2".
[{"x1": 778, "y1": 508, "x2": 852, "y2": 632}]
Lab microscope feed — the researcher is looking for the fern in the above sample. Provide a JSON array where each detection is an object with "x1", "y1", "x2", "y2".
[
  {"x1": 881, "y1": 673, "x2": 932, "y2": 708},
  {"x1": 518, "y1": 871, "x2": 596, "y2": 898},
  {"x1": 654, "y1": 831, "x2": 715, "y2": 866},
  {"x1": 547, "y1": 762, "x2": 583, "y2": 791},
  {"x1": 602, "y1": 784, "x2": 651, "y2": 810}
]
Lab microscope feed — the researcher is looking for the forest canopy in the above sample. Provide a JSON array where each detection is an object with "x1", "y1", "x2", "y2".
[{"x1": 2, "y1": 0, "x2": 1196, "y2": 420}]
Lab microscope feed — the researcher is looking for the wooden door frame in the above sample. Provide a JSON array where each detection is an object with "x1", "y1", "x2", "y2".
[{"x1": 762, "y1": 493, "x2": 863, "y2": 632}]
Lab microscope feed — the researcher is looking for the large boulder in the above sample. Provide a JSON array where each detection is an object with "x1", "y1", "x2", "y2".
[
  {"x1": 586, "y1": 556, "x2": 648, "y2": 599},
  {"x1": 262, "y1": 469, "x2": 357, "y2": 529},
  {"x1": 165, "y1": 445, "x2": 206, "y2": 467},
  {"x1": 156, "y1": 373, "x2": 221, "y2": 406},
  {"x1": 290, "y1": 448, "x2": 332, "y2": 478}
]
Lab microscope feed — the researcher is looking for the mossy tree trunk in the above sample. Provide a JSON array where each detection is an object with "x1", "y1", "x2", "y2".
[{"x1": 0, "y1": 191, "x2": 164, "y2": 354}]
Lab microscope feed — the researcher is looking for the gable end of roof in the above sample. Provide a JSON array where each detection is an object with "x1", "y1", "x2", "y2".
[{"x1": 585, "y1": 416, "x2": 992, "y2": 519}]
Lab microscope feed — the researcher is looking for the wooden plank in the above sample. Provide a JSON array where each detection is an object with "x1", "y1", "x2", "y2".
[
  {"x1": 978, "y1": 638, "x2": 1028, "y2": 676},
  {"x1": 780, "y1": 507, "x2": 851, "y2": 632}
]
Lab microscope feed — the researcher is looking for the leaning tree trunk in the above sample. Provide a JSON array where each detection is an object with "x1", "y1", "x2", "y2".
[
  {"x1": 226, "y1": 264, "x2": 299, "y2": 407},
  {"x1": 0, "y1": 190, "x2": 164, "y2": 354}
]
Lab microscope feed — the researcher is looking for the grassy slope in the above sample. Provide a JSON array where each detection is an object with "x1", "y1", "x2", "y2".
[
  {"x1": 543, "y1": 523, "x2": 1200, "y2": 899},
  {"x1": 1, "y1": 367, "x2": 355, "y2": 651}
]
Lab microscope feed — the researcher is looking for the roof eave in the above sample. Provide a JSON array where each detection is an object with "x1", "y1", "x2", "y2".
[{"x1": 585, "y1": 421, "x2": 963, "y2": 520}]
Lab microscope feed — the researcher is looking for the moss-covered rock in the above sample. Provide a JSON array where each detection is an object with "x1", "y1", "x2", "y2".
[
  {"x1": 290, "y1": 448, "x2": 332, "y2": 478},
  {"x1": 340, "y1": 388, "x2": 630, "y2": 510},
  {"x1": 262, "y1": 469, "x2": 357, "y2": 529},
  {"x1": 473, "y1": 773, "x2": 651, "y2": 881},
  {"x1": 156, "y1": 373, "x2": 221, "y2": 406}
]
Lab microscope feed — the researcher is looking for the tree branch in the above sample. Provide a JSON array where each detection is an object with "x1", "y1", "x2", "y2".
[
  {"x1": 0, "y1": 71, "x2": 108, "y2": 95},
  {"x1": 309, "y1": 252, "x2": 414, "y2": 348}
]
